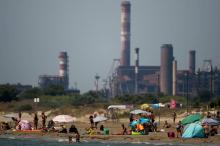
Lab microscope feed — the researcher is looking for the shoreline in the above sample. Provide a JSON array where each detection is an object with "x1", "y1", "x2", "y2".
[{"x1": 1, "y1": 130, "x2": 220, "y2": 145}]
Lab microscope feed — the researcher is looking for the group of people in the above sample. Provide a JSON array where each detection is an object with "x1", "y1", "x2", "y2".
[
  {"x1": 33, "y1": 112, "x2": 47, "y2": 130},
  {"x1": 203, "y1": 111, "x2": 219, "y2": 138},
  {"x1": 129, "y1": 111, "x2": 157, "y2": 135}
]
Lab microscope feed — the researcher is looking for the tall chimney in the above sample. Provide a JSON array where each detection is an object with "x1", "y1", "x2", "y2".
[
  {"x1": 160, "y1": 44, "x2": 173, "y2": 95},
  {"x1": 172, "y1": 59, "x2": 177, "y2": 96},
  {"x1": 189, "y1": 50, "x2": 196, "y2": 74},
  {"x1": 120, "y1": 1, "x2": 131, "y2": 66},
  {"x1": 134, "y1": 48, "x2": 139, "y2": 94},
  {"x1": 59, "y1": 52, "x2": 69, "y2": 89}
]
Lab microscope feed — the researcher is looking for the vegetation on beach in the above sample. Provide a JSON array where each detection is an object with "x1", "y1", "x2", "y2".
[{"x1": 0, "y1": 84, "x2": 220, "y2": 113}]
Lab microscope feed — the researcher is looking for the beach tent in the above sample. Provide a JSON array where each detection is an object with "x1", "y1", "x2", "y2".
[
  {"x1": 182, "y1": 123, "x2": 204, "y2": 138},
  {"x1": 201, "y1": 118, "x2": 219, "y2": 126},
  {"x1": 181, "y1": 113, "x2": 202, "y2": 125},
  {"x1": 107, "y1": 105, "x2": 133, "y2": 122}
]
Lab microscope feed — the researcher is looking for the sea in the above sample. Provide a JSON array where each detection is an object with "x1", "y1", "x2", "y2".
[{"x1": 0, "y1": 137, "x2": 219, "y2": 146}]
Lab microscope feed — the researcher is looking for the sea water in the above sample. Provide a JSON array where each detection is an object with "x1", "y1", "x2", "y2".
[{"x1": 0, "y1": 137, "x2": 219, "y2": 146}]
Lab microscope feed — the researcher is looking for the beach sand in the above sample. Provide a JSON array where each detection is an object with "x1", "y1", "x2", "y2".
[{"x1": 0, "y1": 119, "x2": 219, "y2": 145}]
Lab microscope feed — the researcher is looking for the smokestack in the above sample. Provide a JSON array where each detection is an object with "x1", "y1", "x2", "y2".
[
  {"x1": 189, "y1": 50, "x2": 196, "y2": 74},
  {"x1": 59, "y1": 52, "x2": 69, "y2": 89},
  {"x1": 120, "y1": 1, "x2": 131, "y2": 66},
  {"x1": 160, "y1": 44, "x2": 173, "y2": 95},
  {"x1": 172, "y1": 59, "x2": 177, "y2": 96},
  {"x1": 134, "y1": 48, "x2": 139, "y2": 94}
]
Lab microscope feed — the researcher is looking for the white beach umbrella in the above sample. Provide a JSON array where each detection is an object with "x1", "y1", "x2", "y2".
[
  {"x1": 93, "y1": 116, "x2": 108, "y2": 123},
  {"x1": 201, "y1": 118, "x2": 219, "y2": 125},
  {"x1": 130, "y1": 109, "x2": 149, "y2": 115},
  {"x1": 53, "y1": 115, "x2": 76, "y2": 123}
]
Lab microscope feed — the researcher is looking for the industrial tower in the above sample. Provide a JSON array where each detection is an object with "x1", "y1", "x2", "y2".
[{"x1": 120, "y1": 1, "x2": 131, "y2": 66}]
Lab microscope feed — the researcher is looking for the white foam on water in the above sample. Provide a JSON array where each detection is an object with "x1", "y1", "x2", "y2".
[{"x1": 8, "y1": 136, "x2": 15, "y2": 139}]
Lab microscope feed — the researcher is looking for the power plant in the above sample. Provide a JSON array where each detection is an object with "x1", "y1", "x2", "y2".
[
  {"x1": 38, "y1": 52, "x2": 69, "y2": 90},
  {"x1": 35, "y1": 1, "x2": 220, "y2": 97},
  {"x1": 107, "y1": 1, "x2": 220, "y2": 97}
]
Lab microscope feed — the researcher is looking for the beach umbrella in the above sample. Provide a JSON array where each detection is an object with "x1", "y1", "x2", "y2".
[
  {"x1": 19, "y1": 120, "x2": 32, "y2": 130},
  {"x1": 130, "y1": 109, "x2": 149, "y2": 115},
  {"x1": 201, "y1": 118, "x2": 219, "y2": 126},
  {"x1": 53, "y1": 115, "x2": 76, "y2": 123},
  {"x1": 93, "y1": 116, "x2": 108, "y2": 123},
  {"x1": 181, "y1": 113, "x2": 202, "y2": 125},
  {"x1": 140, "y1": 104, "x2": 150, "y2": 110}
]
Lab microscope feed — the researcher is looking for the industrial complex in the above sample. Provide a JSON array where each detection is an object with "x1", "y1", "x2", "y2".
[
  {"x1": 36, "y1": 1, "x2": 220, "y2": 98},
  {"x1": 38, "y1": 52, "x2": 69, "y2": 90},
  {"x1": 108, "y1": 1, "x2": 220, "y2": 97}
]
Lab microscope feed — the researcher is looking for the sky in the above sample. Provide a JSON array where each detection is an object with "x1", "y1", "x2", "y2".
[{"x1": 0, "y1": 0, "x2": 220, "y2": 93}]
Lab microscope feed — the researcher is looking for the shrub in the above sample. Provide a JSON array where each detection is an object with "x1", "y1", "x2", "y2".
[{"x1": 16, "y1": 104, "x2": 32, "y2": 111}]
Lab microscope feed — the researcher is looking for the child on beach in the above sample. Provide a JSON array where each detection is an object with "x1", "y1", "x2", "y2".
[{"x1": 163, "y1": 121, "x2": 171, "y2": 128}]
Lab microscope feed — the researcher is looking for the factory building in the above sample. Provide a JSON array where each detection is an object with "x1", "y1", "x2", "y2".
[
  {"x1": 115, "y1": 65, "x2": 160, "y2": 95},
  {"x1": 38, "y1": 52, "x2": 69, "y2": 90},
  {"x1": 109, "y1": 1, "x2": 220, "y2": 97}
]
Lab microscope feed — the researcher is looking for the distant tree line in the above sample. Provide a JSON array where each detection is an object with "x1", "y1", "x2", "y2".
[{"x1": 0, "y1": 84, "x2": 220, "y2": 108}]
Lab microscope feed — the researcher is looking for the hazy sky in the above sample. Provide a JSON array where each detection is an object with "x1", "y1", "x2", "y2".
[{"x1": 0, "y1": 0, "x2": 220, "y2": 93}]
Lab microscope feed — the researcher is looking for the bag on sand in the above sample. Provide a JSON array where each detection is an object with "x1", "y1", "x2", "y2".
[{"x1": 167, "y1": 131, "x2": 175, "y2": 138}]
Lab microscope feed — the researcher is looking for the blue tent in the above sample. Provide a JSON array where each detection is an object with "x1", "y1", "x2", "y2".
[{"x1": 182, "y1": 123, "x2": 204, "y2": 138}]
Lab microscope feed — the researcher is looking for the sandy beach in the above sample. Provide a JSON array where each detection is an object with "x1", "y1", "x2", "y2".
[{"x1": 1, "y1": 117, "x2": 220, "y2": 145}]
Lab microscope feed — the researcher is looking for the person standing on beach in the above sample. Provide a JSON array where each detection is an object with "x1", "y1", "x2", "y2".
[
  {"x1": 33, "y1": 113, "x2": 38, "y2": 130},
  {"x1": 41, "y1": 112, "x2": 47, "y2": 129},
  {"x1": 18, "y1": 112, "x2": 22, "y2": 122},
  {"x1": 176, "y1": 121, "x2": 183, "y2": 138},
  {"x1": 173, "y1": 111, "x2": 177, "y2": 123},
  {"x1": 204, "y1": 123, "x2": 209, "y2": 138},
  {"x1": 129, "y1": 114, "x2": 134, "y2": 123},
  {"x1": 89, "y1": 115, "x2": 94, "y2": 128}
]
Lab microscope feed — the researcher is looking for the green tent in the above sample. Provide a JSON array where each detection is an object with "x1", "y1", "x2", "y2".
[{"x1": 181, "y1": 113, "x2": 202, "y2": 125}]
